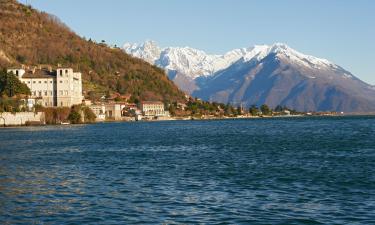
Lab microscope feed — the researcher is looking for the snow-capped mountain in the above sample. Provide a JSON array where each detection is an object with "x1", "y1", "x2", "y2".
[
  {"x1": 124, "y1": 41, "x2": 341, "y2": 79},
  {"x1": 124, "y1": 41, "x2": 375, "y2": 112},
  {"x1": 124, "y1": 40, "x2": 248, "y2": 79}
]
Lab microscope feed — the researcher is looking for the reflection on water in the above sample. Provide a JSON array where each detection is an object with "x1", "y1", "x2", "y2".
[{"x1": 1, "y1": 117, "x2": 375, "y2": 224}]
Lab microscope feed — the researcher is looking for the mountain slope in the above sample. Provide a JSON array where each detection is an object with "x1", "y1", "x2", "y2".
[
  {"x1": 124, "y1": 41, "x2": 375, "y2": 112},
  {"x1": 124, "y1": 40, "x2": 246, "y2": 79},
  {"x1": 124, "y1": 41, "x2": 249, "y2": 93},
  {"x1": 0, "y1": 0, "x2": 185, "y2": 102},
  {"x1": 195, "y1": 44, "x2": 375, "y2": 112}
]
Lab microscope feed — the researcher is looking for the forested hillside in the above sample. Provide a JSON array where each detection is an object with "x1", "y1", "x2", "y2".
[{"x1": 0, "y1": 0, "x2": 186, "y2": 102}]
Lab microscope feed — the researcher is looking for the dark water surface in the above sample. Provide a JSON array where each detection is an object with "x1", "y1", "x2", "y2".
[{"x1": 1, "y1": 117, "x2": 375, "y2": 224}]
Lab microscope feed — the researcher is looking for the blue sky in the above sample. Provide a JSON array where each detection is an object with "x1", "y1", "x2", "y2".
[{"x1": 19, "y1": 0, "x2": 375, "y2": 84}]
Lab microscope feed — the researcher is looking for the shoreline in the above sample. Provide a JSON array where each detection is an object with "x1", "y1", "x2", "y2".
[{"x1": 1, "y1": 114, "x2": 375, "y2": 128}]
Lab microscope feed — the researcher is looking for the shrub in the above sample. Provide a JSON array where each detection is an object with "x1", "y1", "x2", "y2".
[
  {"x1": 68, "y1": 110, "x2": 81, "y2": 124},
  {"x1": 43, "y1": 107, "x2": 71, "y2": 124},
  {"x1": 83, "y1": 106, "x2": 96, "y2": 123}
]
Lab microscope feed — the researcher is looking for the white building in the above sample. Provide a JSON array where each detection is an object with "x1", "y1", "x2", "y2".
[
  {"x1": 89, "y1": 104, "x2": 106, "y2": 121},
  {"x1": 89, "y1": 103, "x2": 122, "y2": 121},
  {"x1": 140, "y1": 101, "x2": 168, "y2": 117},
  {"x1": 7, "y1": 67, "x2": 83, "y2": 107}
]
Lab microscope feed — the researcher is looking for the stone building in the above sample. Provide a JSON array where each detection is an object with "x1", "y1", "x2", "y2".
[
  {"x1": 89, "y1": 103, "x2": 123, "y2": 121},
  {"x1": 7, "y1": 67, "x2": 83, "y2": 107},
  {"x1": 140, "y1": 101, "x2": 168, "y2": 117}
]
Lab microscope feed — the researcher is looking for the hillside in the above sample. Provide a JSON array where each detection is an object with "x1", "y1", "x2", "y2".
[{"x1": 0, "y1": 0, "x2": 186, "y2": 103}]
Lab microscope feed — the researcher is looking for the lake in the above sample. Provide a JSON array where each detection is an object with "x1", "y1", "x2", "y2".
[{"x1": 1, "y1": 117, "x2": 375, "y2": 224}]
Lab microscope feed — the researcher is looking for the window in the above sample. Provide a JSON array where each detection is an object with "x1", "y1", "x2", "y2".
[
  {"x1": 45, "y1": 102, "x2": 48, "y2": 106},
  {"x1": 60, "y1": 81, "x2": 63, "y2": 83},
  {"x1": 50, "y1": 91, "x2": 53, "y2": 96},
  {"x1": 33, "y1": 81, "x2": 36, "y2": 84},
  {"x1": 38, "y1": 91, "x2": 42, "y2": 96},
  {"x1": 45, "y1": 91, "x2": 48, "y2": 96},
  {"x1": 59, "y1": 91, "x2": 63, "y2": 96},
  {"x1": 50, "y1": 81, "x2": 53, "y2": 84},
  {"x1": 39, "y1": 81, "x2": 42, "y2": 84},
  {"x1": 65, "y1": 69, "x2": 68, "y2": 74},
  {"x1": 44, "y1": 81, "x2": 47, "y2": 84},
  {"x1": 16, "y1": 70, "x2": 19, "y2": 76},
  {"x1": 28, "y1": 81, "x2": 31, "y2": 84},
  {"x1": 60, "y1": 102, "x2": 63, "y2": 106},
  {"x1": 60, "y1": 70, "x2": 63, "y2": 76},
  {"x1": 64, "y1": 91, "x2": 68, "y2": 96}
]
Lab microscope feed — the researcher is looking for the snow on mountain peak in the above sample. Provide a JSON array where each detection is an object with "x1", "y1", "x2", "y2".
[
  {"x1": 123, "y1": 40, "x2": 161, "y2": 64},
  {"x1": 267, "y1": 43, "x2": 338, "y2": 69},
  {"x1": 123, "y1": 41, "x2": 338, "y2": 79}
]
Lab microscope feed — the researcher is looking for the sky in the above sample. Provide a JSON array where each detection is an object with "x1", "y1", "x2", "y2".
[{"x1": 18, "y1": 0, "x2": 375, "y2": 84}]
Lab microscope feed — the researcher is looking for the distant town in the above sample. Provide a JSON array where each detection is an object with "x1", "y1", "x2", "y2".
[{"x1": 0, "y1": 65, "x2": 340, "y2": 126}]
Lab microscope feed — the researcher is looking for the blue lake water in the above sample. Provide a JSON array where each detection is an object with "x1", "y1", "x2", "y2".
[{"x1": 0, "y1": 117, "x2": 375, "y2": 224}]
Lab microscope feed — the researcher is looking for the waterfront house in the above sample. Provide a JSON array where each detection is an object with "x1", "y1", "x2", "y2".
[
  {"x1": 7, "y1": 66, "x2": 83, "y2": 108},
  {"x1": 89, "y1": 103, "x2": 124, "y2": 121},
  {"x1": 140, "y1": 101, "x2": 168, "y2": 117},
  {"x1": 89, "y1": 104, "x2": 106, "y2": 121}
]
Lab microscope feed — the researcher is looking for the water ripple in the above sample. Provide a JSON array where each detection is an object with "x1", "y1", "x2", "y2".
[{"x1": 1, "y1": 117, "x2": 375, "y2": 224}]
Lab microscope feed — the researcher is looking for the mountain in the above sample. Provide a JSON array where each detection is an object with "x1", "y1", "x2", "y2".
[
  {"x1": 124, "y1": 40, "x2": 248, "y2": 93},
  {"x1": 124, "y1": 41, "x2": 247, "y2": 79},
  {"x1": 124, "y1": 41, "x2": 375, "y2": 113},
  {"x1": 0, "y1": 0, "x2": 185, "y2": 103}
]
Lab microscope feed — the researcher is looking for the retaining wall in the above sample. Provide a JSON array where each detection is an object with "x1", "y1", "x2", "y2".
[{"x1": 0, "y1": 112, "x2": 45, "y2": 126}]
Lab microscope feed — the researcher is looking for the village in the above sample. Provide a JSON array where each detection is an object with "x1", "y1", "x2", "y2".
[
  {"x1": 0, "y1": 65, "x2": 338, "y2": 126},
  {"x1": 1, "y1": 66, "x2": 180, "y2": 125}
]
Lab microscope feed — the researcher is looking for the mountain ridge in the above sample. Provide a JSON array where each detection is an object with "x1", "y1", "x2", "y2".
[
  {"x1": 123, "y1": 41, "x2": 342, "y2": 80},
  {"x1": 124, "y1": 41, "x2": 375, "y2": 112}
]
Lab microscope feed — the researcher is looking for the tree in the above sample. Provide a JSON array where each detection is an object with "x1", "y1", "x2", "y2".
[
  {"x1": 0, "y1": 69, "x2": 31, "y2": 97},
  {"x1": 0, "y1": 95, "x2": 25, "y2": 113},
  {"x1": 169, "y1": 104, "x2": 176, "y2": 116},
  {"x1": 129, "y1": 95, "x2": 139, "y2": 104},
  {"x1": 68, "y1": 111, "x2": 82, "y2": 124},
  {"x1": 88, "y1": 91, "x2": 102, "y2": 102},
  {"x1": 16, "y1": 55, "x2": 27, "y2": 64},
  {"x1": 249, "y1": 105, "x2": 259, "y2": 116},
  {"x1": 42, "y1": 107, "x2": 70, "y2": 124},
  {"x1": 224, "y1": 103, "x2": 235, "y2": 116},
  {"x1": 274, "y1": 105, "x2": 284, "y2": 112},
  {"x1": 83, "y1": 107, "x2": 96, "y2": 123},
  {"x1": 260, "y1": 104, "x2": 271, "y2": 115}
]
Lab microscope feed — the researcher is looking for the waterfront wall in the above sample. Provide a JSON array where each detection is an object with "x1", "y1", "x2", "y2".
[{"x1": 0, "y1": 112, "x2": 45, "y2": 126}]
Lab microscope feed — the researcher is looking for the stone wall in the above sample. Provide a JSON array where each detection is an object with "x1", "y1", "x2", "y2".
[{"x1": 0, "y1": 112, "x2": 45, "y2": 126}]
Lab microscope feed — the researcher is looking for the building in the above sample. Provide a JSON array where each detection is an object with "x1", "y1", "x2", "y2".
[
  {"x1": 88, "y1": 102, "x2": 170, "y2": 121},
  {"x1": 89, "y1": 103, "x2": 123, "y2": 121},
  {"x1": 89, "y1": 104, "x2": 106, "y2": 121},
  {"x1": 283, "y1": 110, "x2": 291, "y2": 116},
  {"x1": 140, "y1": 101, "x2": 168, "y2": 117},
  {"x1": 7, "y1": 67, "x2": 83, "y2": 107},
  {"x1": 105, "y1": 103, "x2": 122, "y2": 120}
]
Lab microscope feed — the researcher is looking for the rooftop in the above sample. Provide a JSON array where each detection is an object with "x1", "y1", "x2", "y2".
[
  {"x1": 8, "y1": 66, "x2": 79, "y2": 79},
  {"x1": 141, "y1": 101, "x2": 164, "y2": 105}
]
